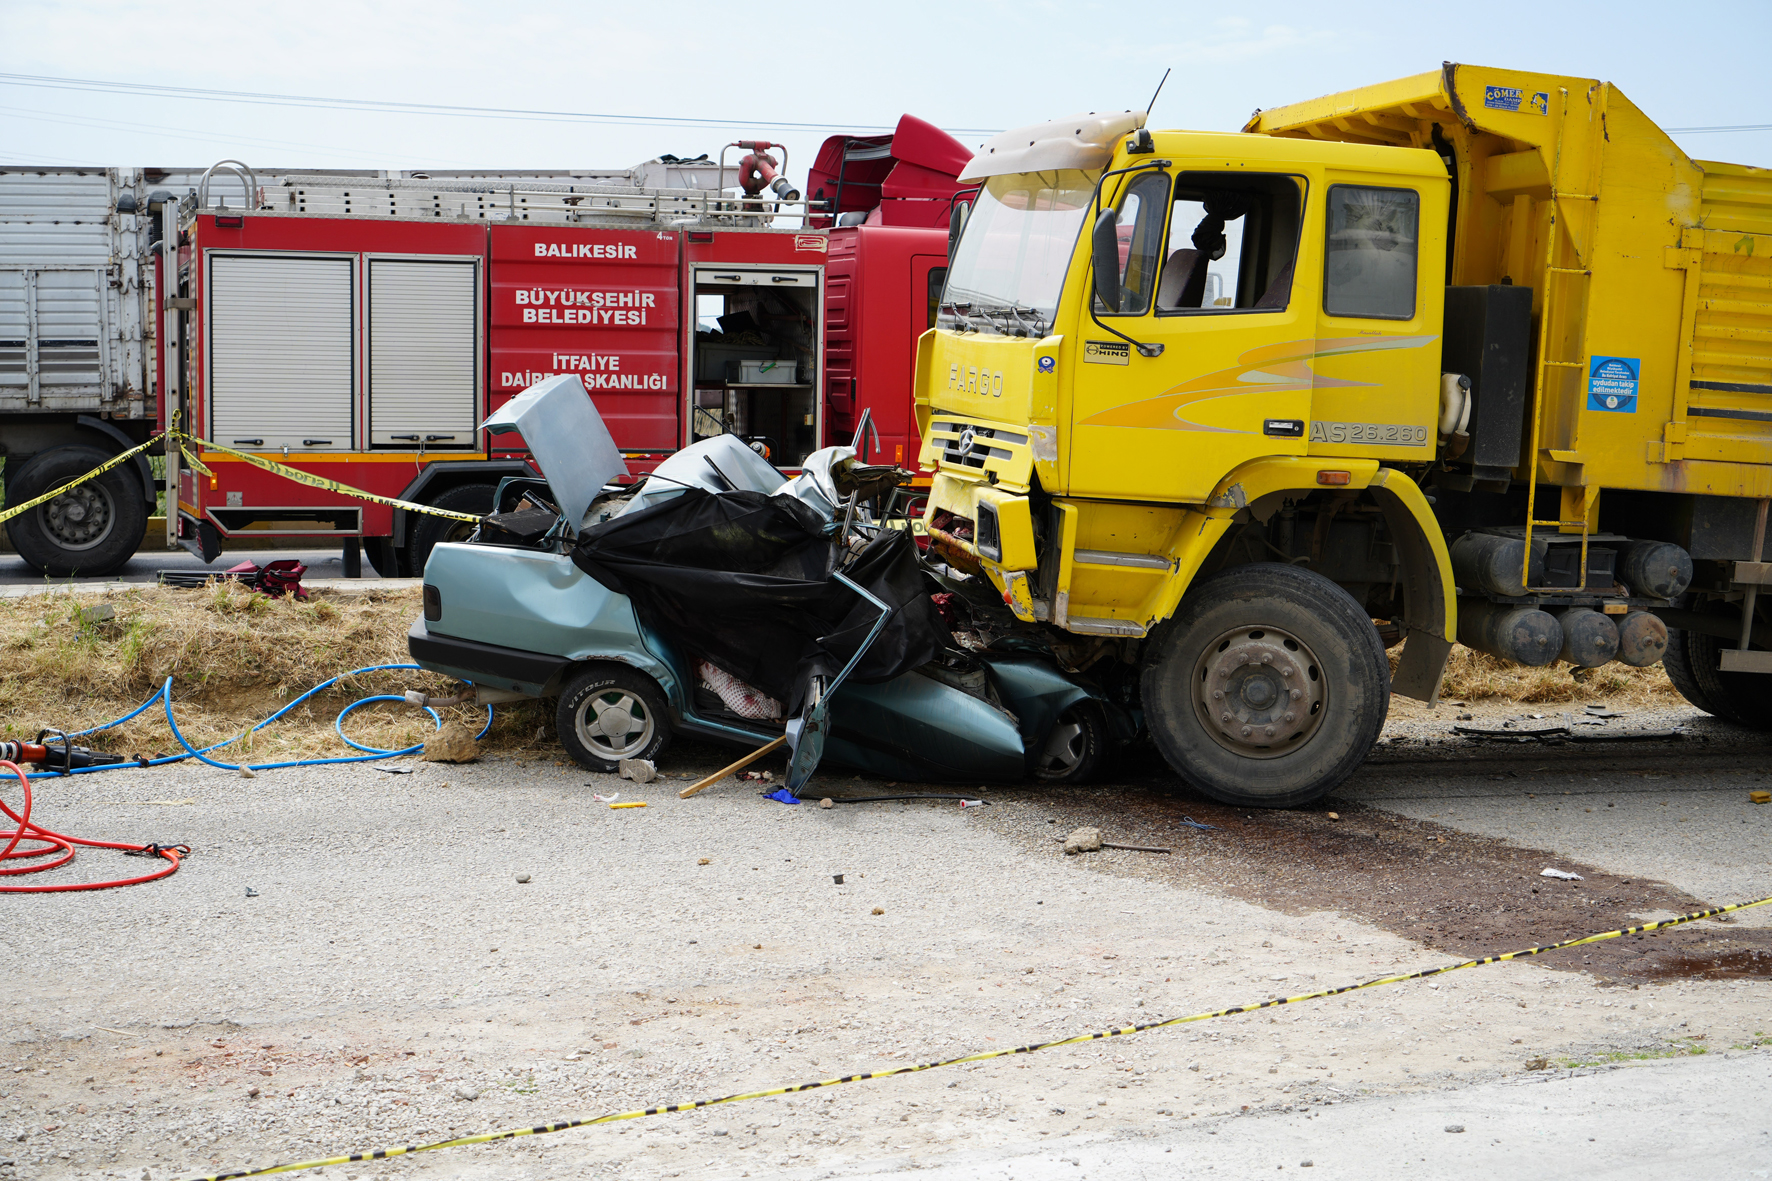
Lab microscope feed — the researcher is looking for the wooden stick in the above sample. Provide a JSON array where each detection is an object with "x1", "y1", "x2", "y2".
[
  {"x1": 679, "y1": 735, "x2": 788, "y2": 798},
  {"x1": 1101, "y1": 842, "x2": 1171, "y2": 854}
]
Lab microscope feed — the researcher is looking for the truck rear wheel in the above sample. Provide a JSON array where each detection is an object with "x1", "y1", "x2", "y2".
[
  {"x1": 4, "y1": 446, "x2": 147, "y2": 577},
  {"x1": 408, "y1": 483, "x2": 494, "y2": 577},
  {"x1": 1141, "y1": 563, "x2": 1390, "y2": 809},
  {"x1": 1663, "y1": 608, "x2": 1772, "y2": 730}
]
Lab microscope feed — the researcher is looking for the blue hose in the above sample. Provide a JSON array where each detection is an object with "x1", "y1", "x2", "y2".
[{"x1": 7, "y1": 664, "x2": 496, "y2": 777}]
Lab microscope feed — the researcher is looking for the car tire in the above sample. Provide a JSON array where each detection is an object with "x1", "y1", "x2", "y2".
[
  {"x1": 556, "y1": 664, "x2": 673, "y2": 772},
  {"x1": 4, "y1": 446, "x2": 148, "y2": 578},
  {"x1": 1032, "y1": 703, "x2": 1110, "y2": 784},
  {"x1": 408, "y1": 484, "x2": 494, "y2": 578},
  {"x1": 1141, "y1": 562, "x2": 1390, "y2": 809}
]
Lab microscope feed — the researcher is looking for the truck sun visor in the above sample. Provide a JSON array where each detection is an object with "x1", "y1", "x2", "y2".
[
  {"x1": 481, "y1": 375, "x2": 630, "y2": 530},
  {"x1": 958, "y1": 111, "x2": 1148, "y2": 182}
]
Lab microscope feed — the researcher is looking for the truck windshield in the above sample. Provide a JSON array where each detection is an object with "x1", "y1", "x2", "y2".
[{"x1": 940, "y1": 170, "x2": 1096, "y2": 337}]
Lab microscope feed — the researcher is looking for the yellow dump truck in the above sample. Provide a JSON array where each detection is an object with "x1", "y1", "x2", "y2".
[{"x1": 916, "y1": 62, "x2": 1772, "y2": 806}]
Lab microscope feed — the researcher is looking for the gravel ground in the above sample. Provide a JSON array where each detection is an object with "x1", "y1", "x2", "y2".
[{"x1": 6, "y1": 710, "x2": 1772, "y2": 1181}]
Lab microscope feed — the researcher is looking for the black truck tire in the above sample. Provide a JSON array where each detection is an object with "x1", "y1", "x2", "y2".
[
  {"x1": 1141, "y1": 562, "x2": 1391, "y2": 809},
  {"x1": 4, "y1": 446, "x2": 148, "y2": 578},
  {"x1": 408, "y1": 483, "x2": 494, "y2": 578},
  {"x1": 556, "y1": 664, "x2": 673, "y2": 772},
  {"x1": 1664, "y1": 609, "x2": 1772, "y2": 730}
]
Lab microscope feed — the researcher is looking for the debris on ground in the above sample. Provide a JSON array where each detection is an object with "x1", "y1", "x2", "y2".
[
  {"x1": 1101, "y1": 841, "x2": 1170, "y2": 854},
  {"x1": 515, "y1": 873, "x2": 531, "y2": 884},
  {"x1": 818, "y1": 798, "x2": 834, "y2": 809},
  {"x1": 618, "y1": 758, "x2": 657, "y2": 783},
  {"x1": 1063, "y1": 826, "x2": 1103, "y2": 855},
  {"x1": 422, "y1": 720, "x2": 480, "y2": 763},
  {"x1": 1541, "y1": 868, "x2": 1585, "y2": 881},
  {"x1": 1752, "y1": 791, "x2": 1771, "y2": 805}
]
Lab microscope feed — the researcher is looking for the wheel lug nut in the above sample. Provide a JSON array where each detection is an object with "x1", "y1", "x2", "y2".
[
  {"x1": 1264, "y1": 727, "x2": 1275, "y2": 737},
  {"x1": 1260, "y1": 653, "x2": 1272, "y2": 664},
  {"x1": 1280, "y1": 667, "x2": 1292, "y2": 677},
  {"x1": 1240, "y1": 726, "x2": 1252, "y2": 738},
  {"x1": 1221, "y1": 713, "x2": 1232, "y2": 723},
  {"x1": 1291, "y1": 689, "x2": 1302, "y2": 700},
  {"x1": 1212, "y1": 690, "x2": 1224, "y2": 700},
  {"x1": 1284, "y1": 712, "x2": 1296, "y2": 723}
]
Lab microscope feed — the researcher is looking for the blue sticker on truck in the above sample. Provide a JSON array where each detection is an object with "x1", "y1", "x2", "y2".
[
  {"x1": 1588, "y1": 356, "x2": 1640, "y2": 413},
  {"x1": 1484, "y1": 86, "x2": 1549, "y2": 115}
]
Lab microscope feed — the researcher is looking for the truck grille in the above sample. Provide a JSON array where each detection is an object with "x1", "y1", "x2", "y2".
[{"x1": 928, "y1": 419, "x2": 1029, "y2": 470}]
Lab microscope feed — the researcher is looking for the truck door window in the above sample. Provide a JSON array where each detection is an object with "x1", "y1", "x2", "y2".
[
  {"x1": 1156, "y1": 173, "x2": 1303, "y2": 315},
  {"x1": 1096, "y1": 171, "x2": 1170, "y2": 316},
  {"x1": 1323, "y1": 185, "x2": 1419, "y2": 320}
]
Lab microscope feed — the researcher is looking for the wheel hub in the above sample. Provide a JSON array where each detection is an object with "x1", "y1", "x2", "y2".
[
  {"x1": 577, "y1": 688, "x2": 654, "y2": 760},
  {"x1": 41, "y1": 485, "x2": 114, "y2": 550},
  {"x1": 1192, "y1": 626, "x2": 1326, "y2": 758}
]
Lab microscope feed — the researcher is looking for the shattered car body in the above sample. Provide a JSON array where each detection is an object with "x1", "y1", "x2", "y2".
[{"x1": 408, "y1": 376, "x2": 1129, "y2": 787}]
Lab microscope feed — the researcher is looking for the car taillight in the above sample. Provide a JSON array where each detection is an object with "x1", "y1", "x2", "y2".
[{"x1": 423, "y1": 584, "x2": 442, "y2": 621}]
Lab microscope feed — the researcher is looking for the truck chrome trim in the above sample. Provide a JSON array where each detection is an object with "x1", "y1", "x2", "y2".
[{"x1": 1074, "y1": 549, "x2": 1170, "y2": 570}]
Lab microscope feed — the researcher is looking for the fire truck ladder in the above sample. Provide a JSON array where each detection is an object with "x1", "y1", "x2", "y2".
[{"x1": 1520, "y1": 86, "x2": 1603, "y2": 593}]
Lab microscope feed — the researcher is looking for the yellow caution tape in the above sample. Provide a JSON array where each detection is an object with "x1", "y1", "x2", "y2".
[
  {"x1": 0, "y1": 431, "x2": 486, "y2": 531},
  {"x1": 609, "y1": 801, "x2": 647, "y2": 809},
  {"x1": 0, "y1": 432, "x2": 166, "y2": 528},
  {"x1": 179, "y1": 446, "x2": 214, "y2": 480},
  {"x1": 184, "y1": 436, "x2": 484, "y2": 522},
  {"x1": 177, "y1": 891, "x2": 1772, "y2": 1181}
]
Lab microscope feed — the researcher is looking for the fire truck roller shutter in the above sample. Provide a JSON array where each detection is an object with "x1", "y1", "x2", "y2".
[
  {"x1": 209, "y1": 255, "x2": 353, "y2": 450},
  {"x1": 370, "y1": 259, "x2": 478, "y2": 447}
]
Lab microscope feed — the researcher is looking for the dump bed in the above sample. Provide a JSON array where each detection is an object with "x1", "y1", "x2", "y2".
[{"x1": 1248, "y1": 63, "x2": 1772, "y2": 500}]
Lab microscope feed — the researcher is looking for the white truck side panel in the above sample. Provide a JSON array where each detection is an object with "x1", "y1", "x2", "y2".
[{"x1": 208, "y1": 254, "x2": 354, "y2": 450}]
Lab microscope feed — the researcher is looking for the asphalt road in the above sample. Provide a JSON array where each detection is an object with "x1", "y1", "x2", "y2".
[{"x1": 7, "y1": 708, "x2": 1772, "y2": 1181}]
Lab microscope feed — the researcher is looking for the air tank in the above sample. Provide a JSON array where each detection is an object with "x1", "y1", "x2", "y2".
[
  {"x1": 1555, "y1": 607, "x2": 1620, "y2": 667},
  {"x1": 1458, "y1": 599, "x2": 1563, "y2": 667},
  {"x1": 1617, "y1": 541, "x2": 1694, "y2": 600},
  {"x1": 1616, "y1": 610, "x2": 1670, "y2": 667},
  {"x1": 1451, "y1": 532, "x2": 1545, "y2": 598}
]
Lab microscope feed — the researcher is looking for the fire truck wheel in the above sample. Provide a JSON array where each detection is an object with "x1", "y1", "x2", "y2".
[
  {"x1": 4, "y1": 446, "x2": 148, "y2": 578},
  {"x1": 1140, "y1": 562, "x2": 1390, "y2": 809},
  {"x1": 408, "y1": 484, "x2": 496, "y2": 577},
  {"x1": 1663, "y1": 604, "x2": 1772, "y2": 729},
  {"x1": 556, "y1": 664, "x2": 673, "y2": 772}
]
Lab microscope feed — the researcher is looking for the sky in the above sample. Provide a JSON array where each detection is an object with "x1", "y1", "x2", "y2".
[{"x1": 2, "y1": 0, "x2": 1769, "y2": 179}]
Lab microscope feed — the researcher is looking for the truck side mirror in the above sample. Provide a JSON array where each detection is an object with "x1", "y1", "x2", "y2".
[
  {"x1": 947, "y1": 201, "x2": 969, "y2": 260},
  {"x1": 1092, "y1": 207, "x2": 1121, "y2": 313}
]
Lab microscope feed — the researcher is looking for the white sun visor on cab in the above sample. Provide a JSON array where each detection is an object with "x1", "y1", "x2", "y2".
[
  {"x1": 480, "y1": 374, "x2": 629, "y2": 530},
  {"x1": 958, "y1": 111, "x2": 1148, "y2": 182}
]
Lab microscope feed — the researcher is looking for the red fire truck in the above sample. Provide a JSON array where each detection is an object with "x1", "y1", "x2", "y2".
[{"x1": 3, "y1": 117, "x2": 970, "y2": 576}]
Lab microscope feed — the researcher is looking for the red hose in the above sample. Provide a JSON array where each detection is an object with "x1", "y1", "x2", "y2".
[{"x1": 0, "y1": 760, "x2": 185, "y2": 892}]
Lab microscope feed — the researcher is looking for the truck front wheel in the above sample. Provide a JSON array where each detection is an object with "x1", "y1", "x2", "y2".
[
  {"x1": 1141, "y1": 563, "x2": 1391, "y2": 809},
  {"x1": 1663, "y1": 606, "x2": 1772, "y2": 730},
  {"x1": 4, "y1": 446, "x2": 148, "y2": 578}
]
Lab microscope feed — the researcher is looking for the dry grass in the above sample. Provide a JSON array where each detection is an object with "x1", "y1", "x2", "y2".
[
  {"x1": 1413, "y1": 643, "x2": 1678, "y2": 707},
  {"x1": 0, "y1": 584, "x2": 1684, "y2": 770},
  {"x1": 0, "y1": 584, "x2": 550, "y2": 765}
]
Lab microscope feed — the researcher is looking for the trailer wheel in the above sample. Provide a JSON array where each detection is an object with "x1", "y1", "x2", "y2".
[
  {"x1": 4, "y1": 446, "x2": 147, "y2": 578},
  {"x1": 1141, "y1": 563, "x2": 1390, "y2": 809},
  {"x1": 408, "y1": 484, "x2": 494, "y2": 577},
  {"x1": 557, "y1": 664, "x2": 673, "y2": 772},
  {"x1": 1032, "y1": 703, "x2": 1110, "y2": 784},
  {"x1": 1664, "y1": 609, "x2": 1772, "y2": 730}
]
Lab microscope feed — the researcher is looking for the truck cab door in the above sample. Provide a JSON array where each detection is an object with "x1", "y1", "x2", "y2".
[{"x1": 1068, "y1": 170, "x2": 1315, "y2": 502}]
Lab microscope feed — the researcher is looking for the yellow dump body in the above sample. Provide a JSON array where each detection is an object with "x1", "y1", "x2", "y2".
[{"x1": 1248, "y1": 62, "x2": 1772, "y2": 501}]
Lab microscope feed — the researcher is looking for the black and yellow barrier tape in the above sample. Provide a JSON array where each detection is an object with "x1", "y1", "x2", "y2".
[
  {"x1": 186, "y1": 437, "x2": 483, "y2": 522},
  {"x1": 178, "y1": 892, "x2": 1772, "y2": 1181},
  {"x1": 0, "y1": 431, "x2": 167, "y2": 528},
  {"x1": 0, "y1": 431, "x2": 485, "y2": 529}
]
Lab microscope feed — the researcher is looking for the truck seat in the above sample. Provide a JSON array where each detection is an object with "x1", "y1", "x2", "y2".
[
  {"x1": 1157, "y1": 248, "x2": 1202, "y2": 309},
  {"x1": 1255, "y1": 257, "x2": 1295, "y2": 308}
]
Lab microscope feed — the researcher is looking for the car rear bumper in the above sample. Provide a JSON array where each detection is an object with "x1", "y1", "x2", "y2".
[{"x1": 407, "y1": 615, "x2": 570, "y2": 697}]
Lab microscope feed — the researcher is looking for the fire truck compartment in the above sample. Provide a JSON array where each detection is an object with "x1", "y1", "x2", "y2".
[{"x1": 690, "y1": 266, "x2": 820, "y2": 467}]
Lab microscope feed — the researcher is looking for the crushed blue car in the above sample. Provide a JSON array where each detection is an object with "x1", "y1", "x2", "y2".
[{"x1": 407, "y1": 376, "x2": 1134, "y2": 791}]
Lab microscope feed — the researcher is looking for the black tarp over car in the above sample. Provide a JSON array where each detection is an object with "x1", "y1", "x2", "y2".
[{"x1": 570, "y1": 489, "x2": 945, "y2": 707}]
